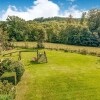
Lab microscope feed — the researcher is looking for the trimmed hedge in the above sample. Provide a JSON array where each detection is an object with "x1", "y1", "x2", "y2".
[
  {"x1": 0, "y1": 72, "x2": 16, "y2": 85},
  {"x1": 0, "y1": 58, "x2": 25, "y2": 83},
  {"x1": 0, "y1": 58, "x2": 24, "y2": 99}
]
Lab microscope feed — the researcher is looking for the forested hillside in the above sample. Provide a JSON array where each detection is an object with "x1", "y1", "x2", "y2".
[{"x1": 0, "y1": 9, "x2": 100, "y2": 47}]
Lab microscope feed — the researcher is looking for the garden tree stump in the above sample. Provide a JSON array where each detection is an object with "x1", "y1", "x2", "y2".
[
  {"x1": 44, "y1": 51, "x2": 48, "y2": 63},
  {"x1": 37, "y1": 41, "x2": 44, "y2": 48},
  {"x1": 37, "y1": 50, "x2": 39, "y2": 63},
  {"x1": 36, "y1": 50, "x2": 48, "y2": 63},
  {"x1": 37, "y1": 28, "x2": 45, "y2": 49}
]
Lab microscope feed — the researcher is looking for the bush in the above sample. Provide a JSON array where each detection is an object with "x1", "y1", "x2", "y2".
[
  {"x1": 89, "y1": 52, "x2": 97, "y2": 56},
  {"x1": 79, "y1": 49, "x2": 88, "y2": 55},
  {"x1": 1, "y1": 58, "x2": 13, "y2": 72},
  {"x1": 0, "y1": 58, "x2": 25, "y2": 83},
  {"x1": 0, "y1": 72, "x2": 16, "y2": 85},
  {"x1": 0, "y1": 95, "x2": 13, "y2": 100},
  {"x1": 0, "y1": 80, "x2": 16, "y2": 99},
  {"x1": 64, "y1": 49, "x2": 69, "y2": 52},
  {"x1": 97, "y1": 53, "x2": 100, "y2": 57},
  {"x1": 10, "y1": 61, "x2": 25, "y2": 82},
  {"x1": 37, "y1": 43, "x2": 44, "y2": 49}
]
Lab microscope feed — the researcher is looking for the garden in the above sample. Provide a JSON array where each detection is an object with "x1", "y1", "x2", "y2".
[
  {"x1": 0, "y1": 8, "x2": 100, "y2": 100},
  {"x1": 0, "y1": 44, "x2": 100, "y2": 100}
]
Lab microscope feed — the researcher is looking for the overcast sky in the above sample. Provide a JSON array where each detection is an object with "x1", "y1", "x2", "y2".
[{"x1": 0, "y1": 0, "x2": 100, "y2": 21}]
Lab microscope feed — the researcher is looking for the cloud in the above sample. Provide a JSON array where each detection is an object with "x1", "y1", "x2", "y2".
[
  {"x1": 0, "y1": 0, "x2": 87, "y2": 21},
  {"x1": 63, "y1": 5, "x2": 86, "y2": 18},
  {"x1": 1, "y1": 0, "x2": 60, "y2": 21}
]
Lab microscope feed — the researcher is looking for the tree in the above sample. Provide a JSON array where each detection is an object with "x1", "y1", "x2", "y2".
[
  {"x1": 0, "y1": 28, "x2": 9, "y2": 50},
  {"x1": 87, "y1": 9, "x2": 100, "y2": 32},
  {"x1": 68, "y1": 14, "x2": 73, "y2": 24},
  {"x1": 80, "y1": 12, "x2": 86, "y2": 25},
  {"x1": 30, "y1": 25, "x2": 46, "y2": 48},
  {"x1": 44, "y1": 21, "x2": 61, "y2": 43},
  {"x1": 7, "y1": 16, "x2": 27, "y2": 41}
]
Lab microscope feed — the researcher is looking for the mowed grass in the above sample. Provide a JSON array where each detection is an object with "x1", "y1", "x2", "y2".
[
  {"x1": 12, "y1": 49, "x2": 100, "y2": 100},
  {"x1": 1, "y1": 49, "x2": 100, "y2": 100}
]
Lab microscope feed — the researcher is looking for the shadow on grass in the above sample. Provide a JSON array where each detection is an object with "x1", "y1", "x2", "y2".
[{"x1": 30, "y1": 61, "x2": 46, "y2": 64}]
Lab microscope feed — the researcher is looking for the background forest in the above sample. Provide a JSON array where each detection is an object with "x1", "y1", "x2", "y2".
[{"x1": 0, "y1": 9, "x2": 100, "y2": 47}]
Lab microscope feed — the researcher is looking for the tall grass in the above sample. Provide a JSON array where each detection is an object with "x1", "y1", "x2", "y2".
[{"x1": 13, "y1": 42, "x2": 100, "y2": 57}]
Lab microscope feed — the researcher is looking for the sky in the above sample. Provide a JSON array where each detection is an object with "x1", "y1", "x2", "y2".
[{"x1": 0, "y1": 0, "x2": 100, "y2": 21}]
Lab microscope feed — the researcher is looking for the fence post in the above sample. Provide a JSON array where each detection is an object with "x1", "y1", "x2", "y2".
[
  {"x1": 18, "y1": 51, "x2": 21, "y2": 60},
  {"x1": 37, "y1": 50, "x2": 39, "y2": 63},
  {"x1": 44, "y1": 51, "x2": 47, "y2": 63}
]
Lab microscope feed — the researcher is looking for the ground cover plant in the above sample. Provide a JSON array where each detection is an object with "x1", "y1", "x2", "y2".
[
  {"x1": 0, "y1": 80, "x2": 16, "y2": 100},
  {"x1": 0, "y1": 56, "x2": 25, "y2": 99}
]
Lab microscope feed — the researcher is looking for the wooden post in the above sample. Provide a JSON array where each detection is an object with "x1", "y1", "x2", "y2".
[
  {"x1": 37, "y1": 50, "x2": 39, "y2": 63},
  {"x1": 44, "y1": 51, "x2": 47, "y2": 63},
  {"x1": 10, "y1": 53, "x2": 12, "y2": 56},
  {"x1": 18, "y1": 51, "x2": 21, "y2": 61}
]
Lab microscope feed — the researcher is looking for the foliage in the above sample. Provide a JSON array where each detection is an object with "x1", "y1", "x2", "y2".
[
  {"x1": 0, "y1": 28, "x2": 10, "y2": 50},
  {"x1": 0, "y1": 80, "x2": 16, "y2": 99},
  {"x1": 0, "y1": 72, "x2": 16, "y2": 85},
  {"x1": 1, "y1": 9, "x2": 100, "y2": 47},
  {"x1": 87, "y1": 9, "x2": 100, "y2": 32},
  {"x1": 6, "y1": 16, "x2": 28, "y2": 41},
  {"x1": 0, "y1": 58, "x2": 25, "y2": 82},
  {"x1": 10, "y1": 61, "x2": 25, "y2": 82}
]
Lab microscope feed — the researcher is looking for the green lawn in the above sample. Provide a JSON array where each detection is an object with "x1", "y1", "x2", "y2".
[{"x1": 1, "y1": 49, "x2": 100, "y2": 100}]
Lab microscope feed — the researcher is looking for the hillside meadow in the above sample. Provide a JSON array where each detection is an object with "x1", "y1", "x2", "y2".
[
  {"x1": 1, "y1": 47, "x2": 100, "y2": 100},
  {"x1": 0, "y1": 3, "x2": 100, "y2": 100},
  {"x1": 14, "y1": 42, "x2": 100, "y2": 55}
]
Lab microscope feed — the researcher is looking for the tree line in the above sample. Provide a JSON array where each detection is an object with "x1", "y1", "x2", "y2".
[{"x1": 0, "y1": 9, "x2": 100, "y2": 47}]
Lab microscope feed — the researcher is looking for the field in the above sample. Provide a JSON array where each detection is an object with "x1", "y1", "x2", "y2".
[
  {"x1": 14, "y1": 42, "x2": 100, "y2": 55},
  {"x1": 1, "y1": 48, "x2": 100, "y2": 100},
  {"x1": 1, "y1": 43, "x2": 100, "y2": 100}
]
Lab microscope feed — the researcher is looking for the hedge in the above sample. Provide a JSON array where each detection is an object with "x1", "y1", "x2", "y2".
[
  {"x1": 0, "y1": 72, "x2": 16, "y2": 85},
  {"x1": 0, "y1": 95, "x2": 13, "y2": 100}
]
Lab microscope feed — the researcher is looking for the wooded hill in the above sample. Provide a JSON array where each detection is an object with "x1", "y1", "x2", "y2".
[{"x1": 0, "y1": 9, "x2": 100, "y2": 47}]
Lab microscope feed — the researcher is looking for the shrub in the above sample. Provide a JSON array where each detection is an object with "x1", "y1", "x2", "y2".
[
  {"x1": 64, "y1": 49, "x2": 69, "y2": 52},
  {"x1": 37, "y1": 43, "x2": 44, "y2": 49},
  {"x1": 89, "y1": 52, "x2": 97, "y2": 56},
  {"x1": 0, "y1": 80, "x2": 16, "y2": 99},
  {"x1": 0, "y1": 58, "x2": 25, "y2": 83},
  {"x1": 59, "y1": 48, "x2": 65, "y2": 51},
  {"x1": 97, "y1": 53, "x2": 100, "y2": 57},
  {"x1": 79, "y1": 49, "x2": 88, "y2": 55},
  {"x1": 10, "y1": 61, "x2": 25, "y2": 82},
  {"x1": 1, "y1": 58, "x2": 13, "y2": 72},
  {"x1": 24, "y1": 42, "x2": 29, "y2": 49},
  {"x1": 0, "y1": 95, "x2": 12, "y2": 100},
  {"x1": 0, "y1": 72, "x2": 16, "y2": 85}
]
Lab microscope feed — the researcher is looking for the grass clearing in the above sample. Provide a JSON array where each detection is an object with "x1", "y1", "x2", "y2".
[
  {"x1": 14, "y1": 42, "x2": 100, "y2": 54},
  {"x1": 1, "y1": 49, "x2": 100, "y2": 100},
  {"x1": 5, "y1": 49, "x2": 100, "y2": 100}
]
